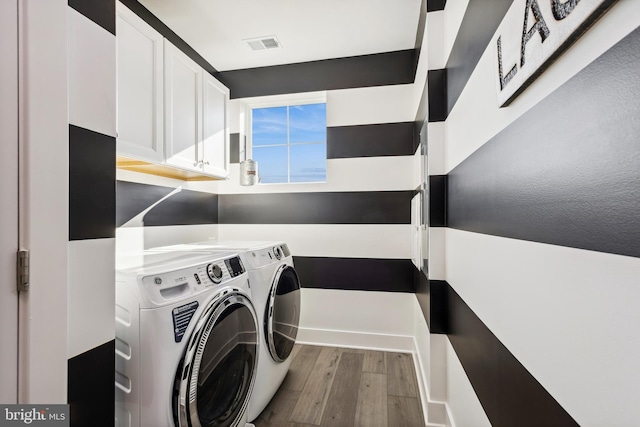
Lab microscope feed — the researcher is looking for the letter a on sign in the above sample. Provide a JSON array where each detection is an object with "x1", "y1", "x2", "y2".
[{"x1": 494, "y1": 0, "x2": 617, "y2": 107}]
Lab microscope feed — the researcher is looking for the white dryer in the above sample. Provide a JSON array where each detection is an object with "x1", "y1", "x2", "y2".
[
  {"x1": 148, "y1": 241, "x2": 301, "y2": 422},
  {"x1": 115, "y1": 250, "x2": 259, "y2": 427}
]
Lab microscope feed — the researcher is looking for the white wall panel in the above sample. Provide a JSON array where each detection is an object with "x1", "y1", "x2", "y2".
[
  {"x1": 216, "y1": 156, "x2": 415, "y2": 194},
  {"x1": 68, "y1": 239, "x2": 115, "y2": 358},
  {"x1": 446, "y1": 338, "x2": 491, "y2": 427},
  {"x1": 68, "y1": 8, "x2": 116, "y2": 137},
  {"x1": 217, "y1": 224, "x2": 411, "y2": 259},
  {"x1": 445, "y1": 228, "x2": 640, "y2": 427},
  {"x1": 326, "y1": 84, "x2": 416, "y2": 127},
  {"x1": 445, "y1": 0, "x2": 640, "y2": 173}
]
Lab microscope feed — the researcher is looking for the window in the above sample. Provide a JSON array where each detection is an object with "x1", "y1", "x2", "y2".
[{"x1": 251, "y1": 102, "x2": 326, "y2": 184}]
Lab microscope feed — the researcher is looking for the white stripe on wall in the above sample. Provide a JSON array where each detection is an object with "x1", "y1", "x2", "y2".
[
  {"x1": 116, "y1": 224, "x2": 219, "y2": 256},
  {"x1": 326, "y1": 84, "x2": 416, "y2": 127},
  {"x1": 445, "y1": 228, "x2": 640, "y2": 426},
  {"x1": 68, "y1": 238, "x2": 115, "y2": 359},
  {"x1": 298, "y1": 288, "x2": 415, "y2": 351},
  {"x1": 412, "y1": 298, "x2": 450, "y2": 426},
  {"x1": 426, "y1": 122, "x2": 445, "y2": 175},
  {"x1": 217, "y1": 224, "x2": 412, "y2": 259},
  {"x1": 428, "y1": 227, "x2": 445, "y2": 280},
  {"x1": 216, "y1": 156, "x2": 415, "y2": 194},
  {"x1": 426, "y1": 0, "x2": 470, "y2": 71},
  {"x1": 68, "y1": 8, "x2": 116, "y2": 137}
]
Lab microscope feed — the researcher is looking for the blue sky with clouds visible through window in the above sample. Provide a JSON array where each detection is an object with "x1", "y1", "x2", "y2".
[{"x1": 252, "y1": 103, "x2": 326, "y2": 183}]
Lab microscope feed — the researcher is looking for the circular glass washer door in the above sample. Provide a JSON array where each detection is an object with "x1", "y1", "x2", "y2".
[
  {"x1": 175, "y1": 291, "x2": 258, "y2": 427},
  {"x1": 266, "y1": 265, "x2": 301, "y2": 362}
]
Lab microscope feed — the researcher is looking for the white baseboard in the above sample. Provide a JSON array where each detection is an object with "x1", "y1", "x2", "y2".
[
  {"x1": 412, "y1": 335, "x2": 451, "y2": 427},
  {"x1": 296, "y1": 327, "x2": 414, "y2": 352}
]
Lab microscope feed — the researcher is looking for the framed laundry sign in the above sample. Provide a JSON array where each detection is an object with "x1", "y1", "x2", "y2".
[{"x1": 495, "y1": 0, "x2": 618, "y2": 107}]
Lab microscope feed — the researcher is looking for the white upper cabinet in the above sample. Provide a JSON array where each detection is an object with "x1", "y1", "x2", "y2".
[
  {"x1": 116, "y1": 10, "x2": 230, "y2": 179},
  {"x1": 116, "y1": 3, "x2": 164, "y2": 162},
  {"x1": 201, "y1": 72, "x2": 230, "y2": 178},
  {"x1": 164, "y1": 40, "x2": 202, "y2": 171},
  {"x1": 164, "y1": 40, "x2": 230, "y2": 178}
]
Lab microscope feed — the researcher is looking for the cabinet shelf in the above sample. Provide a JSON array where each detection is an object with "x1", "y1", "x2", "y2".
[{"x1": 117, "y1": 155, "x2": 224, "y2": 181}]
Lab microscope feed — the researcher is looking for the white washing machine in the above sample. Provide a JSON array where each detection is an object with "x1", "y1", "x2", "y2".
[
  {"x1": 115, "y1": 249, "x2": 259, "y2": 427},
  {"x1": 148, "y1": 241, "x2": 301, "y2": 422}
]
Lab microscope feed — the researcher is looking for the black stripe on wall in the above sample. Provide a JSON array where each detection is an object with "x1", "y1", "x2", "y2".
[
  {"x1": 327, "y1": 122, "x2": 416, "y2": 159},
  {"x1": 448, "y1": 26, "x2": 640, "y2": 259},
  {"x1": 294, "y1": 256, "x2": 415, "y2": 293},
  {"x1": 230, "y1": 133, "x2": 241, "y2": 164},
  {"x1": 118, "y1": 0, "x2": 218, "y2": 76},
  {"x1": 447, "y1": 284, "x2": 579, "y2": 427},
  {"x1": 218, "y1": 191, "x2": 413, "y2": 225},
  {"x1": 217, "y1": 50, "x2": 418, "y2": 99},
  {"x1": 116, "y1": 181, "x2": 218, "y2": 227},
  {"x1": 414, "y1": 270, "x2": 448, "y2": 334},
  {"x1": 69, "y1": 125, "x2": 116, "y2": 240},
  {"x1": 427, "y1": 0, "x2": 447, "y2": 12},
  {"x1": 427, "y1": 69, "x2": 447, "y2": 122},
  {"x1": 68, "y1": 340, "x2": 115, "y2": 427},
  {"x1": 69, "y1": 0, "x2": 115, "y2": 35},
  {"x1": 429, "y1": 175, "x2": 447, "y2": 227},
  {"x1": 445, "y1": 0, "x2": 512, "y2": 116}
]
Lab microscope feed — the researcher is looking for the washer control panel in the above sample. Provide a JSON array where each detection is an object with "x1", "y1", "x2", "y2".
[{"x1": 141, "y1": 256, "x2": 245, "y2": 304}]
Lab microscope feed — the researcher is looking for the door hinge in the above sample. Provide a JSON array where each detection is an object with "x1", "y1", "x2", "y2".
[{"x1": 17, "y1": 250, "x2": 29, "y2": 292}]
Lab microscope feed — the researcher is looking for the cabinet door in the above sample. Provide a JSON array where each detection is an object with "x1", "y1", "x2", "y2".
[
  {"x1": 164, "y1": 40, "x2": 201, "y2": 171},
  {"x1": 116, "y1": 3, "x2": 163, "y2": 162},
  {"x1": 201, "y1": 73, "x2": 230, "y2": 178}
]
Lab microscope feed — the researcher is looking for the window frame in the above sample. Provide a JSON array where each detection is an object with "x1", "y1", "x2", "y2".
[{"x1": 245, "y1": 92, "x2": 327, "y2": 185}]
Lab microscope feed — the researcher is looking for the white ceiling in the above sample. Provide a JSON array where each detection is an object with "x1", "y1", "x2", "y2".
[{"x1": 138, "y1": 0, "x2": 422, "y2": 71}]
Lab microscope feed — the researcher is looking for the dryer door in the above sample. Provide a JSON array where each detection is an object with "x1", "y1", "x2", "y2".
[
  {"x1": 266, "y1": 265, "x2": 301, "y2": 362},
  {"x1": 175, "y1": 290, "x2": 258, "y2": 427}
]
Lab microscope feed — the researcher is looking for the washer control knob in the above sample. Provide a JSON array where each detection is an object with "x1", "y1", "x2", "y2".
[
  {"x1": 207, "y1": 264, "x2": 223, "y2": 283},
  {"x1": 274, "y1": 246, "x2": 283, "y2": 260}
]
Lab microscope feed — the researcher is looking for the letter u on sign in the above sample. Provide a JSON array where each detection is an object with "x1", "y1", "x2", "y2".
[{"x1": 494, "y1": 0, "x2": 618, "y2": 107}]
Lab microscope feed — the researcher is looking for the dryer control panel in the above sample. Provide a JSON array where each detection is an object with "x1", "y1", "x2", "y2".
[
  {"x1": 141, "y1": 256, "x2": 246, "y2": 305},
  {"x1": 243, "y1": 244, "x2": 291, "y2": 269}
]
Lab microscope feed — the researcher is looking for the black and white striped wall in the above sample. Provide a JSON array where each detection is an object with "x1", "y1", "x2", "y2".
[
  {"x1": 216, "y1": 89, "x2": 420, "y2": 350},
  {"x1": 114, "y1": 0, "x2": 427, "y2": 352},
  {"x1": 419, "y1": 1, "x2": 640, "y2": 426},
  {"x1": 67, "y1": 1, "x2": 116, "y2": 425}
]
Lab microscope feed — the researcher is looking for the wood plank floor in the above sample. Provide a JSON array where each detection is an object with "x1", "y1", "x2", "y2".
[{"x1": 253, "y1": 345, "x2": 425, "y2": 427}]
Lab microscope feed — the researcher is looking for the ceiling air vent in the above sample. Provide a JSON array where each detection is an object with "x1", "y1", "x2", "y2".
[{"x1": 244, "y1": 36, "x2": 282, "y2": 51}]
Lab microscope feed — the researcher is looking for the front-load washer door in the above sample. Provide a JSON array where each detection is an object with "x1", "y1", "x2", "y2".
[
  {"x1": 175, "y1": 290, "x2": 258, "y2": 427},
  {"x1": 266, "y1": 265, "x2": 301, "y2": 362}
]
